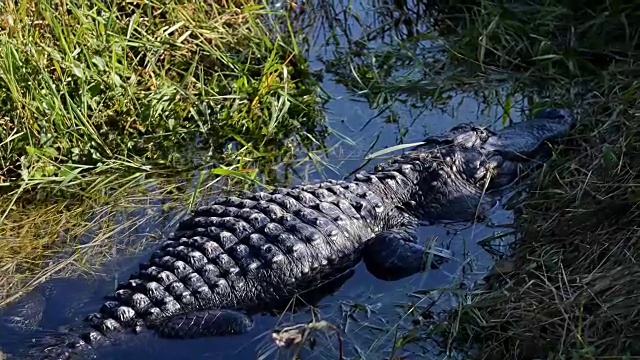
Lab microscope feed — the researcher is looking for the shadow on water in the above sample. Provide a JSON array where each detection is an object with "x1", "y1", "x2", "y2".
[{"x1": 1, "y1": 0, "x2": 532, "y2": 359}]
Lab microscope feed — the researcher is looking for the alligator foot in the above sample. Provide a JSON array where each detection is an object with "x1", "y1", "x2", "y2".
[
  {"x1": 153, "y1": 309, "x2": 253, "y2": 339},
  {"x1": 362, "y1": 225, "x2": 452, "y2": 281}
]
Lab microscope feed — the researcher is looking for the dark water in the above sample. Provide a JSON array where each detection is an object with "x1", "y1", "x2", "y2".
[{"x1": 1, "y1": 1, "x2": 527, "y2": 359}]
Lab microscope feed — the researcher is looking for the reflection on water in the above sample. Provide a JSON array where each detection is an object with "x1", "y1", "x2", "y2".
[{"x1": 1, "y1": 0, "x2": 529, "y2": 359}]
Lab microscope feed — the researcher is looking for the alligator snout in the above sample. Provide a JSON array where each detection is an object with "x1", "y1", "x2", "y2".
[
  {"x1": 535, "y1": 108, "x2": 573, "y2": 121},
  {"x1": 534, "y1": 107, "x2": 577, "y2": 131}
]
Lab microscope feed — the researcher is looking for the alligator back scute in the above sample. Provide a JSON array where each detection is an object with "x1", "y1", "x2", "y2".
[{"x1": 77, "y1": 181, "x2": 384, "y2": 344}]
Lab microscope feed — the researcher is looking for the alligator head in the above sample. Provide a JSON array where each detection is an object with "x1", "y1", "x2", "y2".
[
  {"x1": 398, "y1": 108, "x2": 576, "y2": 220},
  {"x1": 459, "y1": 108, "x2": 575, "y2": 190}
]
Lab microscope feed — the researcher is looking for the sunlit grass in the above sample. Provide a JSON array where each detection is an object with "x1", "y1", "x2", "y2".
[
  {"x1": 0, "y1": 0, "x2": 329, "y2": 307},
  {"x1": 0, "y1": 0, "x2": 324, "y2": 182}
]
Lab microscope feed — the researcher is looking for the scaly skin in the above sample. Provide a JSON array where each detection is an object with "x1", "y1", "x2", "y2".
[{"x1": 6, "y1": 108, "x2": 575, "y2": 359}]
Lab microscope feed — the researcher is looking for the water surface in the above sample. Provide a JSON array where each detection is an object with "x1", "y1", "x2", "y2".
[{"x1": 1, "y1": 1, "x2": 527, "y2": 359}]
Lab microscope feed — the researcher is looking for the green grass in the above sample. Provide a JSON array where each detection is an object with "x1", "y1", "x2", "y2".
[
  {"x1": 0, "y1": 0, "x2": 326, "y2": 184},
  {"x1": 0, "y1": 0, "x2": 329, "y2": 306}
]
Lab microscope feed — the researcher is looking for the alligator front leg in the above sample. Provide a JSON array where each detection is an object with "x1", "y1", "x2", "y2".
[
  {"x1": 362, "y1": 225, "x2": 452, "y2": 281},
  {"x1": 153, "y1": 309, "x2": 253, "y2": 339}
]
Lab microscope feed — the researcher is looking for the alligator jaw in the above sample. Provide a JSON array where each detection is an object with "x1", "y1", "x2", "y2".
[
  {"x1": 482, "y1": 108, "x2": 576, "y2": 161},
  {"x1": 477, "y1": 108, "x2": 576, "y2": 190}
]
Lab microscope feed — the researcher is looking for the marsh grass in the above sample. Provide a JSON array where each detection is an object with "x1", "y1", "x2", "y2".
[
  {"x1": 0, "y1": 0, "x2": 324, "y2": 181},
  {"x1": 0, "y1": 0, "x2": 331, "y2": 306},
  {"x1": 291, "y1": 0, "x2": 640, "y2": 358},
  {"x1": 416, "y1": 0, "x2": 640, "y2": 358}
]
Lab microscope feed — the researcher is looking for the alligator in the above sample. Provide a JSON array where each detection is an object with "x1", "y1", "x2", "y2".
[{"x1": 5, "y1": 108, "x2": 575, "y2": 359}]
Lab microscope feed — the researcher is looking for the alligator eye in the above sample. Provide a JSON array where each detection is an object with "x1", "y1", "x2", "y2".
[{"x1": 478, "y1": 129, "x2": 491, "y2": 141}]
